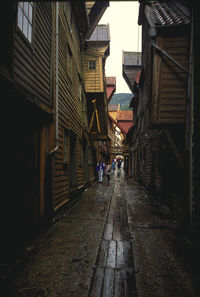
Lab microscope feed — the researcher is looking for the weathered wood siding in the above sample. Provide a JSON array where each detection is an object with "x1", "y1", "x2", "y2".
[
  {"x1": 84, "y1": 50, "x2": 103, "y2": 93},
  {"x1": 13, "y1": 2, "x2": 52, "y2": 106},
  {"x1": 152, "y1": 35, "x2": 189, "y2": 124},
  {"x1": 52, "y1": 3, "x2": 89, "y2": 210}
]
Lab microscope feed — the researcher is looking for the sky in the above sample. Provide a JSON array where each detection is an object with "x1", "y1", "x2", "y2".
[{"x1": 98, "y1": 1, "x2": 141, "y2": 94}]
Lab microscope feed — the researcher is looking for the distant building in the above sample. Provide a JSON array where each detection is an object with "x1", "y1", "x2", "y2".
[
  {"x1": 106, "y1": 76, "x2": 116, "y2": 102},
  {"x1": 116, "y1": 110, "x2": 133, "y2": 134}
]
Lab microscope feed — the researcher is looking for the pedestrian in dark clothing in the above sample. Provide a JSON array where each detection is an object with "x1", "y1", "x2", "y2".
[
  {"x1": 96, "y1": 159, "x2": 105, "y2": 182},
  {"x1": 105, "y1": 161, "x2": 111, "y2": 183}
]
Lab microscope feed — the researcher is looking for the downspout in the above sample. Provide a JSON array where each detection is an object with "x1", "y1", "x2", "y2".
[
  {"x1": 49, "y1": 2, "x2": 59, "y2": 155},
  {"x1": 187, "y1": 14, "x2": 194, "y2": 226}
]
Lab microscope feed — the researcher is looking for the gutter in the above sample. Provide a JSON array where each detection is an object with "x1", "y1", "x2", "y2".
[{"x1": 49, "y1": 2, "x2": 59, "y2": 155}]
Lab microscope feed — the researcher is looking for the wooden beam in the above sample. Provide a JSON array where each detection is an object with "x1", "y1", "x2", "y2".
[
  {"x1": 164, "y1": 128, "x2": 184, "y2": 169},
  {"x1": 89, "y1": 99, "x2": 101, "y2": 133}
]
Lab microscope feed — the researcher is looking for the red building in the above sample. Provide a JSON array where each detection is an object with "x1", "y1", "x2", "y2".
[
  {"x1": 106, "y1": 77, "x2": 116, "y2": 102},
  {"x1": 116, "y1": 110, "x2": 133, "y2": 134}
]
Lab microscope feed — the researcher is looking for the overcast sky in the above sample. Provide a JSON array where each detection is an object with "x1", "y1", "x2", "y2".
[{"x1": 98, "y1": 1, "x2": 141, "y2": 94}]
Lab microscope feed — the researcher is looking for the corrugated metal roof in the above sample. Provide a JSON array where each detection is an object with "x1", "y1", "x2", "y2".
[
  {"x1": 146, "y1": 1, "x2": 191, "y2": 27},
  {"x1": 89, "y1": 24, "x2": 110, "y2": 41},
  {"x1": 123, "y1": 51, "x2": 142, "y2": 66}
]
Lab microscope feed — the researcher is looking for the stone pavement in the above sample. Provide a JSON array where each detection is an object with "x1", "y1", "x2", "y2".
[{"x1": 1, "y1": 170, "x2": 198, "y2": 297}]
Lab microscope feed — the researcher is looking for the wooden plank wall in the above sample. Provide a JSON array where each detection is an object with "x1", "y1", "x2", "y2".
[
  {"x1": 157, "y1": 35, "x2": 189, "y2": 124},
  {"x1": 84, "y1": 51, "x2": 102, "y2": 93},
  {"x1": 13, "y1": 2, "x2": 52, "y2": 105},
  {"x1": 53, "y1": 3, "x2": 89, "y2": 210}
]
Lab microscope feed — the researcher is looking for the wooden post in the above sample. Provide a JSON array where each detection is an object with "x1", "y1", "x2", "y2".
[{"x1": 89, "y1": 99, "x2": 101, "y2": 133}]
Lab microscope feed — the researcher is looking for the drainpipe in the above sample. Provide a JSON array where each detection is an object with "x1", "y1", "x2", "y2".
[
  {"x1": 187, "y1": 14, "x2": 194, "y2": 226},
  {"x1": 49, "y1": 2, "x2": 59, "y2": 155}
]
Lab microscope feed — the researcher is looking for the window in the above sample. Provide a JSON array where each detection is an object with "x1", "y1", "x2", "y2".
[
  {"x1": 88, "y1": 60, "x2": 96, "y2": 70},
  {"x1": 17, "y1": 2, "x2": 33, "y2": 43}
]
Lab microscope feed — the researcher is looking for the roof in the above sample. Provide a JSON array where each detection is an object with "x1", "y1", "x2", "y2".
[
  {"x1": 134, "y1": 71, "x2": 141, "y2": 84},
  {"x1": 117, "y1": 110, "x2": 133, "y2": 121},
  {"x1": 106, "y1": 77, "x2": 116, "y2": 86},
  {"x1": 108, "y1": 104, "x2": 119, "y2": 111},
  {"x1": 85, "y1": 1, "x2": 109, "y2": 39},
  {"x1": 108, "y1": 114, "x2": 127, "y2": 135},
  {"x1": 117, "y1": 122, "x2": 133, "y2": 134},
  {"x1": 123, "y1": 51, "x2": 142, "y2": 66},
  {"x1": 143, "y1": 1, "x2": 191, "y2": 27},
  {"x1": 89, "y1": 24, "x2": 110, "y2": 41}
]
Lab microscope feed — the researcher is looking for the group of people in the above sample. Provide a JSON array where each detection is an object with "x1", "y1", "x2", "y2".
[{"x1": 96, "y1": 158, "x2": 122, "y2": 183}]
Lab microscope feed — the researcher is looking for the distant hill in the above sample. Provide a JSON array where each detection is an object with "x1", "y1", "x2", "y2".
[{"x1": 109, "y1": 93, "x2": 133, "y2": 110}]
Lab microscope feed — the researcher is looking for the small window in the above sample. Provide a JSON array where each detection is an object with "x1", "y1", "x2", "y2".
[
  {"x1": 17, "y1": 2, "x2": 33, "y2": 43},
  {"x1": 88, "y1": 60, "x2": 96, "y2": 70}
]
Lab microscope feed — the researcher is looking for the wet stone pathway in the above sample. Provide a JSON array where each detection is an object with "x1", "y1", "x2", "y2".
[
  {"x1": 1, "y1": 170, "x2": 197, "y2": 297},
  {"x1": 88, "y1": 173, "x2": 138, "y2": 297}
]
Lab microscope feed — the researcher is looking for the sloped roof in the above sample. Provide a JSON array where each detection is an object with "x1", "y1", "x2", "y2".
[
  {"x1": 89, "y1": 24, "x2": 110, "y2": 41},
  {"x1": 106, "y1": 76, "x2": 116, "y2": 86},
  {"x1": 142, "y1": 1, "x2": 191, "y2": 27},
  {"x1": 123, "y1": 51, "x2": 142, "y2": 66},
  {"x1": 117, "y1": 110, "x2": 133, "y2": 121},
  {"x1": 108, "y1": 104, "x2": 119, "y2": 111},
  {"x1": 122, "y1": 51, "x2": 142, "y2": 91},
  {"x1": 118, "y1": 122, "x2": 133, "y2": 134},
  {"x1": 108, "y1": 114, "x2": 127, "y2": 135},
  {"x1": 85, "y1": 1, "x2": 109, "y2": 39},
  {"x1": 134, "y1": 71, "x2": 141, "y2": 84}
]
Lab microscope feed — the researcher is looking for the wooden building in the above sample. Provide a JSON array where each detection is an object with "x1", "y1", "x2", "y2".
[
  {"x1": 106, "y1": 76, "x2": 116, "y2": 103},
  {"x1": 1, "y1": 1, "x2": 109, "y2": 260},
  {"x1": 106, "y1": 77, "x2": 117, "y2": 158},
  {"x1": 1, "y1": 2, "x2": 54, "y2": 258},
  {"x1": 84, "y1": 24, "x2": 110, "y2": 162},
  {"x1": 51, "y1": 2, "x2": 109, "y2": 209},
  {"x1": 122, "y1": 51, "x2": 141, "y2": 92},
  {"x1": 125, "y1": 0, "x2": 192, "y2": 225}
]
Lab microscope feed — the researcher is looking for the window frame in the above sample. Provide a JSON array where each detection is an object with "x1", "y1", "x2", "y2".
[
  {"x1": 88, "y1": 60, "x2": 96, "y2": 71},
  {"x1": 17, "y1": 2, "x2": 34, "y2": 44}
]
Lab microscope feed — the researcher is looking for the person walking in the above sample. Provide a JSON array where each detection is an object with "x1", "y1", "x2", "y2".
[
  {"x1": 111, "y1": 160, "x2": 115, "y2": 173},
  {"x1": 105, "y1": 161, "x2": 111, "y2": 184},
  {"x1": 96, "y1": 159, "x2": 105, "y2": 183}
]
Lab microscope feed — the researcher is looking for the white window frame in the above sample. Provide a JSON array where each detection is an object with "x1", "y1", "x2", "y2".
[{"x1": 17, "y1": 2, "x2": 33, "y2": 43}]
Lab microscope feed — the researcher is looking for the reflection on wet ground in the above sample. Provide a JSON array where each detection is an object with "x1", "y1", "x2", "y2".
[{"x1": 1, "y1": 169, "x2": 198, "y2": 297}]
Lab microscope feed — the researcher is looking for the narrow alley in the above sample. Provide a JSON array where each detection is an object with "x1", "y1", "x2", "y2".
[
  {"x1": 1, "y1": 171, "x2": 197, "y2": 297},
  {"x1": 1, "y1": 1, "x2": 200, "y2": 296}
]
